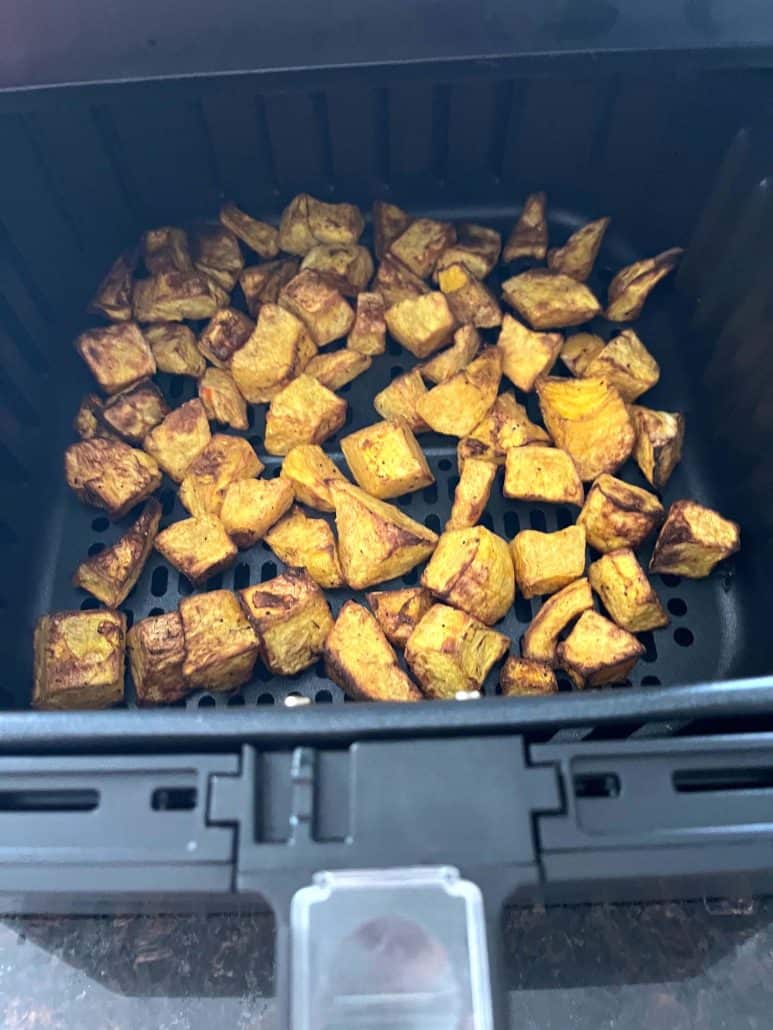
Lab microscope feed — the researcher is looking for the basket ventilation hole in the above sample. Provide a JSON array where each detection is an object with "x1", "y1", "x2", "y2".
[
  {"x1": 402, "y1": 492, "x2": 414, "y2": 507},
  {"x1": 177, "y1": 573, "x2": 194, "y2": 596},
  {"x1": 87, "y1": 542, "x2": 106, "y2": 557},
  {"x1": 661, "y1": 574, "x2": 682, "y2": 587},
  {"x1": 387, "y1": 338, "x2": 401, "y2": 356},
  {"x1": 264, "y1": 465, "x2": 281, "y2": 479},
  {"x1": 261, "y1": 561, "x2": 277, "y2": 582},
  {"x1": 639, "y1": 631, "x2": 658, "y2": 663},
  {"x1": 667, "y1": 597, "x2": 688, "y2": 616},
  {"x1": 315, "y1": 689, "x2": 333, "y2": 703},
  {"x1": 555, "y1": 507, "x2": 574, "y2": 530},
  {"x1": 529, "y1": 509, "x2": 547, "y2": 532},
  {"x1": 207, "y1": 573, "x2": 223, "y2": 591},
  {"x1": 515, "y1": 596, "x2": 532, "y2": 624},
  {"x1": 124, "y1": 610, "x2": 134, "y2": 630},
  {"x1": 480, "y1": 511, "x2": 494, "y2": 531},
  {"x1": 234, "y1": 563, "x2": 251, "y2": 590},
  {"x1": 423, "y1": 483, "x2": 438, "y2": 504},
  {"x1": 447, "y1": 475, "x2": 460, "y2": 501},
  {"x1": 401, "y1": 567, "x2": 419, "y2": 586},
  {"x1": 438, "y1": 458, "x2": 452, "y2": 472},
  {"x1": 79, "y1": 597, "x2": 100, "y2": 611},
  {"x1": 151, "y1": 566, "x2": 168, "y2": 597},
  {"x1": 160, "y1": 489, "x2": 176, "y2": 516},
  {"x1": 149, "y1": 607, "x2": 164, "y2": 617},
  {"x1": 91, "y1": 516, "x2": 109, "y2": 532},
  {"x1": 503, "y1": 511, "x2": 520, "y2": 538},
  {"x1": 424, "y1": 512, "x2": 441, "y2": 533},
  {"x1": 641, "y1": 675, "x2": 661, "y2": 686},
  {"x1": 151, "y1": 787, "x2": 197, "y2": 811},
  {"x1": 674, "y1": 627, "x2": 694, "y2": 647},
  {"x1": 197, "y1": 694, "x2": 216, "y2": 708},
  {"x1": 257, "y1": 692, "x2": 275, "y2": 705}
]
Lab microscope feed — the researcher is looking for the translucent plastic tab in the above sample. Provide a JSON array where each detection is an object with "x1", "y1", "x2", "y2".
[{"x1": 291, "y1": 866, "x2": 492, "y2": 1030}]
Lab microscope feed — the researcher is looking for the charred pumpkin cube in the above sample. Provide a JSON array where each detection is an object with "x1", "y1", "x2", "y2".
[
  {"x1": 219, "y1": 202, "x2": 279, "y2": 259},
  {"x1": 230, "y1": 304, "x2": 316, "y2": 404},
  {"x1": 384, "y1": 292, "x2": 456, "y2": 358},
  {"x1": 421, "y1": 324, "x2": 481, "y2": 384},
  {"x1": 74, "y1": 393, "x2": 110, "y2": 440},
  {"x1": 143, "y1": 399, "x2": 211, "y2": 482},
  {"x1": 193, "y1": 224, "x2": 244, "y2": 293},
  {"x1": 503, "y1": 445, "x2": 584, "y2": 507},
  {"x1": 630, "y1": 405, "x2": 685, "y2": 490},
  {"x1": 497, "y1": 314, "x2": 562, "y2": 392},
  {"x1": 197, "y1": 307, "x2": 254, "y2": 368},
  {"x1": 101, "y1": 381, "x2": 168, "y2": 445},
  {"x1": 589, "y1": 549, "x2": 668, "y2": 632},
  {"x1": 560, "y1": 332, "x2": 605, "y2": 377},
  {"x1": 278, "y1": 193, "x2": 364, "y2": 255},
  {"x1": 421, "y1": 526, "x2": 514, "y2": 626},
  {"x1": 649, "y1": 500, "x2": 740, "y2": 579},
  {"x1": 347, "y1": 291, "x2": 386, "y2": 356},
  {"x1": 265, "y1": 506, "x2": 344, "y2": 589},
  {"x1": 341, "y1": 419, "x2": 434, "y2": 500},
  {"x1": 280, "y1": 445, "x2": 348, "y2": 512},
  {"x1": 301, "y1": 244, "x2": 374, "y2": 297},
  {"x1": 145, "y1": 322, "x2": 206, "y2": 377},
  {"x1": 239, "y1": 258, "x2": 299, "y2": 317},
  {"x1": 372, "y1": 256, "x2": 429, "y2": 308},
  {"x1": 76, "y1": 322, "x2": 156, "y2": 395},
  {"x1": 198, "y1": 368, "x2": 248, "y2": 431},
  {"x1": 155, "y1": 515, "x2": 238, "y2": 586},
  {"x1": 461, "y1": 392, "x2": 549, "y2": 468},
  {"x1": 583, "y1": 330, "x2": 660, "y2": 402},
  {"x1": 434, "y1": 223, "x2": 501, "y2": 281},
  {"x1": 500, "y1": 657, "x2": 557, "y2": 697},
  {"x1": 65, "y1": 438, "x2": 162, "y2": 518},
  {"x1": 446, "y1": 457, "x2": 497, "y2": 531},
  {"x1": 90, "y1": 250, "x2": 135, "y2": 322},
  {"x1": 389, "y1": 217, "x2": 456, "y2": 279},
  {"x1": 179, "y1": 589, "x2": 259, "y2": 692},
  {"x1": 502, "y1": 269, "x2": 601, "y2": 330},
  {"x1": 373, "y1": 369, "x2": 430, "y2": 433},
  {"x1": 511, "y1": 525, "x2": 587, "y2": 600},
  {"x1": 143, "y1": 227, "x2": 192, "y2": 274},
  {"x1": 305, "y1": 348, "x2": 371, "y2": 391},
  {"x1": 179, "y1": 434, "x2": 263, "y2": 518},
  {"x1": 577, "y1": 474, "x2": 664, "y2": 553},
  {"x1": 503, "y1": 192, "x2": 548, "y2": 262},
  {"x1": 606, "y1": 247, "x2": 683, "y2": 322},
  {"x1": 366, "y1": 587, "x2": 434, "y2": 649},
  {"x1": 437, "y1": 262, "x2": 502, "y2": 328},
  {"x1": 264, "y1": 374, "x2": 347, "y2": 456},
  {"x1": 73, "y1": 499, "x2": 161, "y2": 607},
  {"x1": 220, "y1": 477, "x2": 294, "y2": 549},
  {"x1": 416, "y1": 347, "x2": 501, "y2": 437},
  {"x1": 522, "y1": 577, "x2": 593, "y2": 664},
  {"x1": 127, "y1": 611, "x2": 188, "y2": 706},
  {"x1": 372, "y1": 200, "x2": 412, "y2": 260},
  {"x1": 33, "y1": 610, "x2": 126, "y2": 710},
  {"x1": 133, "y1": 270, "x2": 220, "y2": 322},
  {"x1": 547, "y1": 216, "x2": 610, "y2": 282},
  {"x1": 279, "y1": 269, "x2": 355, "y2": 347},
  {"x1": 557, "y1": 610, "x2": 644, "y2": 687}
]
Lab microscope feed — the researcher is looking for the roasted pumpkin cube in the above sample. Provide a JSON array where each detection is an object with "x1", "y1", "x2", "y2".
[
  {"x1": 143, "y1": 399, "x2": 211, "y2": 482},
  {"x1": 511, "y1": 525, "x2": 586, "y2": 600},
  {"x1": 366, "y1": 587, "x2": 434, "y2": 649},
  {"x1": 341, "y1": 419, "x2": 434, "y2": 500},
  {"x1": 373, "y1": 369, "x2": 429, "y2": 433},
  {"x1": 434, "y1": 223, "x2": 501, "y2": 280},
  {"x1": 503, "y1": 446, "x2": 584, "y2": 507},
  {"x1": 239, "y1": 258, "x2": 299, "y2": 317},
  {"x1": 219, "y1": 202, "x2": 279, "y2": 259},
  {"x1": 560, "y1": 332, "x2": 605, "y2": 377},
  {"x1": 500, "y1": 657, "x2": 557, "y2": 697},
  {"x1": 193, "y1": 224, "x2": 244, "y2": 293},
  {"x1": 389, "y1": 217, "x2": 456, "y2": 279},
  {"x1": 578, "y1": 474, "x2": 664, "y2": 553},
  {"x1": 179, "y1": 435, "x2": 263, "y2": 518},
  {"x1": 537, "y1": 376, "x2": 635, "y2": 481},
  {"x1": 606, "y1": 247, "x2": 684, "y2": 322},
  {"x1": 446, "y1": 458, "x2": 497, "y2": 531},
  {"x1": 73, "y1": 498, "x2": 161, "y2": 607},
  {"x1": 133, "y1": 270, "x2": 220, "y2": 322},
  {"x1": 497, "y1": 314, "x2": 562, "y2": 392},
  {"x1": 101, "y1": 381, "x2": 168, "y2": 445},
  {"x1": 372, "y1": 200, "x2": 413, "y2": 260},
  {"x1": 547, "y1": 216, "x2": 610, "y2": 282},
  {"x1": 460, "y1": 392, "x2": 550, "y2": 468},
  {"x1": 347, "y1": 292, "x2": 386, "y2": 355},
  {"x1": 331, "y1": 481, "x2": 438, "y2": 589},
  {"x1": 220, "y1": 477, "x2": 294, "y2": 549},
  {"x1": 155, "y1": 515, "x2": 237, "y2": 585},
  {"x1": 416, "y1": 346, "x2": 502, "y2": 437},
  {"x1": 502, "y1": 270, "x2": 601, "y2": 330},
  {"x1": 324, "y1": 601, "x2": 421, "y2": 702},
  {"x1": 384, "y1": 292, "x2": 456, "y2": 359},
  {"x1": 145, "y1": 322, "x2": 206, "y2": 377},
  {"x1": 198, "y1": 307, "x2": 254, "y2": 368},
  {"x1": 279, "y1": 269, "x2": 355, "y2": 347},
  {"x1": 90, "y1": 250, "x2": 135, "y2": 321},
  {"x1": 583, "y1": 330, "x2": 660, "y2": 402},
  {"x1": 650, "y1": 500, "x2": 740, "y2": 579},
  {"x1": 280, "y1": 445, "x2": 347, "y2": 512},
  {"x1": 301, "y1": 244, "x2": 374, "y2": 297},
  {"x1": 437, "y1": 262, "x2": 502, "y2": 328},
  {"x1": 142, "y1": 227, "x2": 192, "y2": 274},
  {"x1": 421, "y1": 324, "x2": 481, "y2": 384},
  {"x1": 421, "y1": 526, "x2": 515, "y2": 626},
  {"x1": 557, "y1": 610, "x2": 644, "y2": 687},
  {"x1": 503, "y1": 192, "x2": 548, "y2": 262},
  {"x1": 74, "y1": 393, "x2": 110, "y2": 440},
  {"x1": 76, "y1": 322, "x2": 156, "y2": 395},
  {"x1": 179, "y1": 589, "x2": 258, "y2": 691},
  {"x1": 198, "y1": 368, "x2": 248, "y2": 431},
  {"x1": 405, "y1": 604, "x2": 508, "y2": 699},
  {"x1": 522, "y1": 577, "x2": 593, "y2": 664},
  {"x1": 264, "y1": 374, "x2": 347, "y2": 456},
  {"x1": 127, "y1": 611, "x2": 188, "y2": 705},
  {"x1": 33, "y1": 610, "x2": 125, "y2": 710},
  {"x1": 630, "y1": 406, "x2": 685, "y2": 490},
  {"x1": 65, "y1": 438, "x2": 162, "y2": 518},
  {"x1": 305, "y1": 348, "x2": 371, "y2": 391},
  {"x1": 239, "y1": 568, "x2": 333, "y2": 676},
  {"x1": 265, "y1": 505, "x2": 344, "y2": 589},
  {"x1": 372, "y1": 256, "x2": 429, "y2": 307},
  {"x1": 589, "y1": 549, "x2": 668, "y2": 632},
  {"x1": 230, "y1": 304, "x2": 316, "y2": 404},
  {"x1": 278, "y1": 193, "x2": 364, "y2": 256}
]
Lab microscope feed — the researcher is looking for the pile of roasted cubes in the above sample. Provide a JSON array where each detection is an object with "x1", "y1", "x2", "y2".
[{"x1": 32, "y1": 192, "x2": 741, "y2": 709}]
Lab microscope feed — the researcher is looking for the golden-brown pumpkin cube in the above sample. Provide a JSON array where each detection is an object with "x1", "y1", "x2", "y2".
[
  {"x1": 280, "y1": 444, "x2": 347, "y2": 512},
  {"x1": 366, "y1": 587, "x2": 434, "y2": 649},
  {"x1": 460, "y1": 392, "x2": 550, "y2": 468},
  {"x1": 145, "y1": 322, "x2": 206, "y2": 377},
  {"x1": 198, "y1": 307, "x2": 254, "y2": 368},
  {"x1": 606, "y1": 247, "x2": 683, "y2": 322},
  {"x1": 405, "y1": 604, "x2": 508, "y2": 699},
  {"x1": 650, "y1": 500, "x2": 740, "y2": 579},
  {"x1": 89, "y1": 250, "x2": 135, "y2": 321},
  {"x1": 143, "y1": 227, "x2": 192, "y2": 274},
  {"x1": 547, "y1": 217, "x2": 610, "y2": 282},
  {"x1": 155, "y1": 515, "x2": 237, "y2": 585},
  {"x1": 239, "y1": 258, "x2": 299, "y2": 317},
  {"x1": 341, "y1": 419, "x2": 434, "y2": 500},
  {"x1": 421, "y1": 526, "x2": 515, "y2": 626},
  {"x1": 578, "y1": 474, "x2": 664, "y2": 553},
  {"x1": 502, "y1": 269, "x2": 601, "y2": 330},
  {"x1": 239, "y1": 568, "x2": 333, "y2": 676},
  {"x1": 630, "y1": 406, "x2": 685, "y2": 490},
  {"x1": 179, "y1": 589, "x2": 258, "y2": 691},
  {"x1": 583, "y1": 330, "x2": 660, "y2": 402},
  {"x1": 230, "y1": 304, "x2": 315, "y2": 404},
  {"x1": 301, "y1": 244, "x2": 374, "y2": 297},
  {"x1": 74, "y1": 393, "x2": 110, "y2": 440},
  {"x1": 73, "y1": 498, "x2": 161, "y2": 607},
  {"x1": 324, "y1": 601, "x2": 421, "y2": 702},
  {"x1": 372, "y1": 200, "x2": 413, "y2": 260},
  {"x1": 76, "y1": 323, "x2": 156, "y2": 395},
  {"x1": 503, "y1": 446, "x2": 584, "y2": 506},
  {"x1": 101, "y1": 381, "x2": 168, "y2": 445},
  {"x1": 331, "y1": 481, "x2": 438, "y2": 589},
  {"x1": 33, "y1": 610, "x2": 126, "y2": 710},
  {"x1": 557, "y1": 610, "x2": 644, "y2": 687},
  {"x1": 279, "y1": 269, "x2": 355, "y2": 347},
  {"x1": 385, "y1": 292, "x2": 456, "y2": 358},
  {"x1": 389, "y1": 218, "x2": 456, "y2": 279},
  {"x1": 500, "y1": 657, "x2": 557, "y2": 697},
  {"x1": 373, "y1": 369, "x2": 430, "y2": 433},
  {"x1": 193, "y1": 224, "x2": 244, "y2": 293},
  {"x1": 278, "y1": 193, "x2": 364, "y2": 255},
  {"x1": 133, "y1": 270, "x2": 220, "y2": 322},
  {"x1": 522, "y1": 577, "x2": 593, "y2": 664},
  {"x1": 589, "y1": 549, "x2": 668, "y2": 632},
  {"x1": 421, "y1": 324, "x2": 481, "y2": 384},
  {"x1": 415, "y1": 346, "x2": 502, "y2": 437},
  {"x1": 497, "y1": 314, "x2": 562, "y2": 392},
  {"x1": 179, "y1": 434, "x2": 263, "y2": 518},
  {"x1": 219, "y1": 202, "x2": 279, "y2": 259},
  {"x1": 265, "y1": 505, "x2": 344, "y2": 589},
  {"x1": 511, "y1": 525, "x2": 586, "y2": 600},
  {"x1": 560, "y1": 332, "x2": 605, "y2": 377},
  {"x1": 446, "y1": 458, "x2": 497, "y2": 532},
  {"x1": 536, "y1": 376, "x2": 635, "y2": 481},
  {"x1": 127, "y1": 611, "x2": 188, "y2": 705},
  {"x1": 347, "y1": 292, "x2": 386, "y2": 356},
  {"x1": 65, "y1": 438, "x2": 162, "y2": 518},
  {"x1": 198, "y1": 368, "x2": 248, "y2": 431},
  {"x1": 372, "y1": 256, "x2": 429, "y2": 308},
  {"x1": 264, "y1": 374, "x2": 347, "y2": 456},
  {"x1": 503, "y1": 192, "x2": 548, "y2": 262},
  {"x1": 437, "y1": 262, "x2": 502, "y2": 328},
  {"x1": 220, "y1": 477, "x2": 294, "y2": 549},
  {"x1": 143, "y1": 399, "x2": 211, "y2": 482},
  {"x1": 434, "y1": 223, "x2": 501, "y2": 281},
  {"x1": 305, "y1": 349, "x2": 371, "y2": 391}
]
